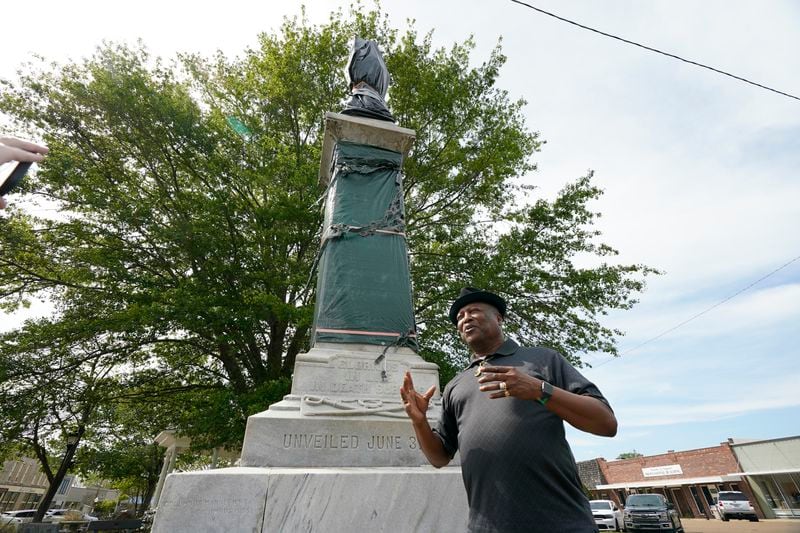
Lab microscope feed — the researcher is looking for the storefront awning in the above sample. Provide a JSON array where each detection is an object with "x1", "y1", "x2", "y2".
[
  {"x1": 729, "y1": 468, "x2": 800, "y2": 476},
  {"x1": 596, "y1": 474, "x2": 742, "y2": 490}
]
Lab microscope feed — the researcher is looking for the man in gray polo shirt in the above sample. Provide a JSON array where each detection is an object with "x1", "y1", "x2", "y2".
[{"x1": 400, "y1": 287, "x2": 617, "y2": 532}]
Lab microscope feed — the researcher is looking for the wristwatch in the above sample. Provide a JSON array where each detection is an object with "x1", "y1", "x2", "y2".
[{"x1": 538, "y1": 381, "x2": 553, "y2": 406}]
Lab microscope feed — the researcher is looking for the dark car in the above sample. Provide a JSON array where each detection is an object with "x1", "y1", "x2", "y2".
[
  {"x1": 715, "y1": 491, "x2": 759, "y2": 521},
  {"x1": 623, "y1": 493, "x2": 683, "y2": 533}
]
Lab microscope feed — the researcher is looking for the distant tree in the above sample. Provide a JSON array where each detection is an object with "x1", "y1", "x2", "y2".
[
  {"x1": 0, "y1": 4, "x2": 656, "y2": 464},
  {"x1": 617, "y1": 450, "x2": 644, "y2": 460},
  {"x1": 93, "y1": 499, "x2": 116, "y2": 518},
  {"x1": 0, "y1": 329, "x2": 121, "y2": 522},
  {"x1": 76, "y1": 400, "x2": 168, "y2": 516}
]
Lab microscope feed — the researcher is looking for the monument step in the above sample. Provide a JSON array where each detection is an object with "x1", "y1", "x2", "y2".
[{"x1": 151, "y1": 466, "x2": 468, "y2": 533}]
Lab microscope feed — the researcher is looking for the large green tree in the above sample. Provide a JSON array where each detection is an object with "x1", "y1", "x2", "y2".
[{"x1": 0, "y1": 6, "x2": 655, "y2": 464}]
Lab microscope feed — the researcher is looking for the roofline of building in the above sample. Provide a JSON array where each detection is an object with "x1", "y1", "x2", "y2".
[
  {"x1": 728, "y1": 435, "x2": 800, "y2": 447},
  {"x1": 729, "y1": 468, "x2": 800, "y2": 476},
  {"x1": 591, "y1": 434, "x2": 800, "y2": 465},
  {"x1": 596, "y1": 474, "x2": 743, "y2": 490},
  {"x1": 600, "y1": 442, "x2": 733, "y2": 464}
]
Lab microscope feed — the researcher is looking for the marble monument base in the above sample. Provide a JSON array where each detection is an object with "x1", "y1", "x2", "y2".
[
  {"x1": 151, "y1": 342, "x2": 459, "y2": 531},
  {"x1": 239, "y1": 395, "x2": 443, "y2": 468},
  {"x1": 150, "y1": 466, "x2": 468, "y2": 533},
  {"x1": 239, "y1": 343, "x2": 444, "y2": 468}
]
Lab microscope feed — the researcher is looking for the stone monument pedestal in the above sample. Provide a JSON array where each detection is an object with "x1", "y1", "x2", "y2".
[
  {"x1": 151, "y1": 344, "x2": 468, "y2": 532},
  {"x1": 240, "y1": 343, "x2": 441, "y2": 468},
  {"x1": 152, "y1": 466, "x2": 467, "y2": 533}
]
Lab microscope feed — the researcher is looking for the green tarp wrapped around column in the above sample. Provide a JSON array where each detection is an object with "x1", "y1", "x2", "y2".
[{"x1": 312, "y1": 141, "x2": 417, "y2": 350}]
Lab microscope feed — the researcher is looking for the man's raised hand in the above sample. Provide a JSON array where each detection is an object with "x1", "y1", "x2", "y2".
[{"x1": 400, "y1": 371, "x2": 435, "y2": 424}]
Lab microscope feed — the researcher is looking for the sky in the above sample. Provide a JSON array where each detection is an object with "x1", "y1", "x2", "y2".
[{"x1": 2, "y1": 0, "x2": 799, "y2": 463}]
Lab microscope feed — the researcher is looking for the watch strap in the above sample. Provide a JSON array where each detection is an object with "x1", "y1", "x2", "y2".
[{"x1": 538, "y1": 381, "x2": 553, "y2": 405}]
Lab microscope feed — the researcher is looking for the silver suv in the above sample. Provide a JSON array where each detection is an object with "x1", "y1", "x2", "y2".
[{"x1": 715, "y1": 491, "x2": 759, "y2": 522}]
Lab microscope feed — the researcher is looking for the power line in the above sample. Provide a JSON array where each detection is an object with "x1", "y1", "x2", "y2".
[
  {"x1": 509, "y1": 0, "x2": 800, "y2": 102},
  {"x1": 593, "y1": 254, "x2": 800, "y2": 366}
]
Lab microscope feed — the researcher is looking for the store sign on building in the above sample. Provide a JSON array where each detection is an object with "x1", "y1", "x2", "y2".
[{"x1": 642, "y1": 464, "x2": 683, "y2": 477}]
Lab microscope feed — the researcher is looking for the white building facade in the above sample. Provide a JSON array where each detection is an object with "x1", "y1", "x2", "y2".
[{"x1": 730, "y1": 436, "x2": 800, "y2": 519}]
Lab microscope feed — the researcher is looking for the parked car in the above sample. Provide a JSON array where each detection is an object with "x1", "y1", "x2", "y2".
[
  {"x1": 43, "y1": 508, "x2": 99, "y2": 524},
  {"x1": 590, "y1": 499, "x2": 624, "y2": 531},
  {"x1": 715, "y1": 491, "x2": 759, "y2": 522},
  {"x1": 0, "y1": 509, "x2": 37, "y2": 530},
  {"x1": 623, "y1": 493, "x2": 683, "y2": 532}
]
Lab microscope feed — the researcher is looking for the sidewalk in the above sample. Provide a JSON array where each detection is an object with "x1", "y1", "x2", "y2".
[{"x1": 682, "y1": 518, "x2": 800, "y2": 533}]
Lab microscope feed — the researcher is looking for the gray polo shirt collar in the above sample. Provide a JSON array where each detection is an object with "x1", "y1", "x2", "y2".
[{"x1": 466, "y1": 338, "x2": 520, "y2": 369}]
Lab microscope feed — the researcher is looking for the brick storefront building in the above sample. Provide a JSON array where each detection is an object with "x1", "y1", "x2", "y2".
[{"x1": 579, "y1": 441, "x2": 763, "y2": 520}]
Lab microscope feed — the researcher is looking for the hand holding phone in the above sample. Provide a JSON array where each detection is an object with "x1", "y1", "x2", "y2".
[
  {"x1": 0, "y1": 137, "x2": 48, "y2": 204},
  {"x1": 0, "y1": 162, "x2": 33, "y2": 196},
  {"x1": 0, "y1": 137, "x2": 48, "y2": 165}
]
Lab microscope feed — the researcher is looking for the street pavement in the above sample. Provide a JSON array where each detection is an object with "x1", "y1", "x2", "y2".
[{"x1": 681, "y1": 518, "x2": 800, "y2": 533}]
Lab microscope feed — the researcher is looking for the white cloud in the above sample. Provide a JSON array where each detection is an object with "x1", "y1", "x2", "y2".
[
  {"x1": 618, "y1": 373, "x2": 800, "y2": 428},
  {"x1": 599, "y1": 281, "x2": 800, "y2": 351}
]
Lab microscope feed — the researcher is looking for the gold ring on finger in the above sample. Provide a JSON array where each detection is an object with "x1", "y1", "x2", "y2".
[{"x1": 499, "y1": 382, "x2": 507, "y2": 391}]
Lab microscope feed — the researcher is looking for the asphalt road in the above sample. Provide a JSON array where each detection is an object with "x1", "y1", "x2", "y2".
[{"x1": 680, "y1": 518, "x2": 800, "y2": 533}]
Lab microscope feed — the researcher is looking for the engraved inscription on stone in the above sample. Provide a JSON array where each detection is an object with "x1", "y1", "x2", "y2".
[
  {"x1": 282, "y1": 433, "x2": 360, "y2": 450},
  {"x1": 281, "y1": 433, "x2": 420, "y2": 451},
  {"x1": 299, "y1": 357, "x2": 409, "y2": 396},
  {"x1": 158, "y1": 497, "x2": 254, "y2": 511},
  {"x1": 304, "y1": 379, "x2": 399, "y2": 396},
  {"x1": 294, "y1": 355, "x2": 438, "y2": 397}
]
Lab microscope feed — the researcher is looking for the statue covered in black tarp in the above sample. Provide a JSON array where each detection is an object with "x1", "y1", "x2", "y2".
[{"x1": 341, "y1": 37, "x2": 394, "y2": 122}]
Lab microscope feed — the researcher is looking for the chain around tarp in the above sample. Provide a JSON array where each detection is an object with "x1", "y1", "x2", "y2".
[
  {"x1": 302, "y1": 182, "x2": 407, "y2": 296},
  {"x1": 374, "y1": 329, "x2": 417, "y2": 381},
  {"x1": 323, "y1": 186, "x2": 405, "y2": 239}
]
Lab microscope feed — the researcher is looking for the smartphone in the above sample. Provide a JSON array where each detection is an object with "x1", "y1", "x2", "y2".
[{"x1": 0, "y1": 161, "x2": 33, "y2": 196}]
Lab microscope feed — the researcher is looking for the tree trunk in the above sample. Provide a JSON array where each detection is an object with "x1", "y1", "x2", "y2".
[
  {"x1": 282, "y1": 324, "x2": 309, "y2": 376},
  {"x1": 265, "y1": 320, "x2": 287, "y2": 379},
  {"x1": 33, "y1": 427, "x2": 85, "y2": 523}
]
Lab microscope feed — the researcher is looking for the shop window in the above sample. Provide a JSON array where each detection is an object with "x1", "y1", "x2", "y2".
[
  {"x1": 791, "y1": 473, "x2": 800, "y2": 509},
  {"x1": 18, "y1": 492, "x2": 41, "y2": 509},
  {"x1": 690, "y1": 486, "x2": 707, "y2": 517},
  {"x1": 0, "y1": 489, "x2": 12, "y2": 513},
  {"x1": 773, "y1": 473, "x2": 800, "y2": 510},
  {"x1": 760, "y1": 480, "x2": 780, "y2": 509},
  {"x1": 0, "y1": 491, "x2": 20, "y2": 512}
]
